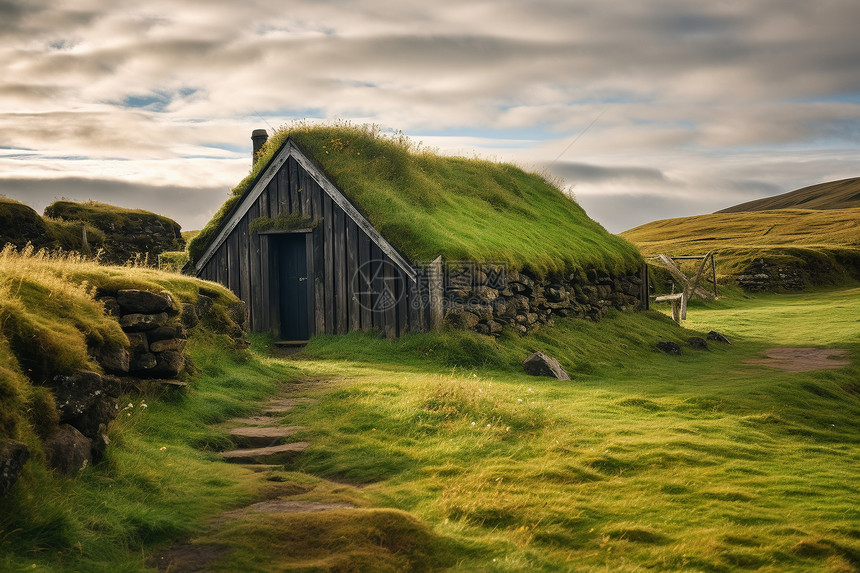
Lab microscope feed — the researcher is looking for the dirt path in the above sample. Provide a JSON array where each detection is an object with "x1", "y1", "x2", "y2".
[
  {"x1": 743, "y1": 347, "x2": 850, "y2": 372},
  {"x1": 152, "y1": 379, "x2": 359, "y2": 572}
]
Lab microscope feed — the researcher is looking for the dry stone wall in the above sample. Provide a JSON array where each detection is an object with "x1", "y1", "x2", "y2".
[
  {"x1": 13, "y1": 289, "x2": 247, "y2": 481},
  {"x1": 441, "y1": 265, "x2": 645, "y2": 336}
]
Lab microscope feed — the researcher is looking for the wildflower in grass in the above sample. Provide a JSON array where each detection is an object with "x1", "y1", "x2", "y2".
[
  {"x1": 471, "y1": 422, "x2": 476, "y2": 426},
  {"x1": 159, "y1": 446, "x2": 167, "y2": 451}
]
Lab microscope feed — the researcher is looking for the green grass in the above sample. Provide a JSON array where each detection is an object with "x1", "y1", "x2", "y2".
[
  {"x1": 189, "y1": 122, "x2": 642, "y2": 277},
  {"x1": 254, "y1": 287, "x2": 859, "y2": 572},
  {"x1": 3, "y1": 250, "x2": 858, "y2": 571},
  {"x1": 0, "y1": 334, "x2": 302, "y2": 572}
]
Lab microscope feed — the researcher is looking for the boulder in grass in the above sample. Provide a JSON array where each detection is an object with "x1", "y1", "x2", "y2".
[
  {"x1": 0, "y1": 440, "x2": 30, "y2": 496},
  {"x1": 522, "y1": 351, "x2": 571, "y2": 380},
  {"x1": 44, "y1": 425, "x2": 92, "y2": 474},
  {"x1": 688, "y1": 337, "x2": 710, "y2": 351},
  {"x1": 657, "y1": 341, "x2": 682, "y2": 355},
  {"x1": 707, "y1": 331, "x2": 731, "y2": 344}
]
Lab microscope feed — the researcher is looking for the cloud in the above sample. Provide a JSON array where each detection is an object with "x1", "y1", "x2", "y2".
[
  {"x1": 547, "y1": 162, "x2": 670, "y2": 185},
  {"x1": 1, "y1": 0, "x2": 859, "y2": 233}
]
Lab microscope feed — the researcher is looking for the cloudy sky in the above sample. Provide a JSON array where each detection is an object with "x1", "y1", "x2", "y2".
[{"x1": 2, "y1": 0, "x2": 859, "y2": 233}]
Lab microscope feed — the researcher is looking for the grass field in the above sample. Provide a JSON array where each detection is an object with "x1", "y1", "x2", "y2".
[
  {"x1": 621, "y1": 208, "x2": 860, "y2": 283},
  {"x1": 2, "y1": 267, "x2": 858, "y2": 571}
]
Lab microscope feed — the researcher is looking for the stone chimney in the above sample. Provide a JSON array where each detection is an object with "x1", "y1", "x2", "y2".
[{"x1": 251, "y1": 129, "x2": 268, "y2": 166}]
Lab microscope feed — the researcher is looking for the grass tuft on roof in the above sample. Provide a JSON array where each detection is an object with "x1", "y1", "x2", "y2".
[{"x1": 189, "y1": 122, "x2": 642, "y2": 277}]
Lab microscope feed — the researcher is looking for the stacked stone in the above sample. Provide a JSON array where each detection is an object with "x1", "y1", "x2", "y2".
[
  {"x1": 444, "y1": 266, "x2": 644, "y2": 336},
  {"x1": 102, "y1": 289, "x2": 191, "y2": 378},
  {"x1": 736, "y1": 258, "x2": 805, "y2": 291}
]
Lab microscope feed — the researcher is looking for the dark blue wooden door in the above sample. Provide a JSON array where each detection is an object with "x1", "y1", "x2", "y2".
[{"x1": 278, "y1": 234, "x2": 309, "y2": 340}]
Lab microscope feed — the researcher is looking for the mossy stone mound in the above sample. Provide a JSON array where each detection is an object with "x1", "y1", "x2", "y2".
[
  {"x1": 0, "y1": 199, "x2": 47, "y2": 248},
  {"x1": 45, "y1": 201, "x2": 184, "y2": 264}
]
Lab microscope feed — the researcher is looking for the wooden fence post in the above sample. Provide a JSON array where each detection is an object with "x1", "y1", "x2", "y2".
[{"x1": 428, "y1": 256, "x2": 444, "y2": 332}]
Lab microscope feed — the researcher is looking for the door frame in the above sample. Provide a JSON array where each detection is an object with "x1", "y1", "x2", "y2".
[{"x1": 261, "y1": 230, "x2": 315, "y2": 342}]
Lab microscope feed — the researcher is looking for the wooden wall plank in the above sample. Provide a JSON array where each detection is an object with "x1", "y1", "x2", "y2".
[
  {"x1": 277, "y1": 165, "x2": 290, "y2": 216},
  {"x1": 396, "y1": 268, "x2": 408, "y2": 337},
  {"x1": 258, "y1": 186, "x2": 270, "y2": 220},
  {"x1": 228, "y1": 233, "x2": 240, "y2": 295},
  {"x1": 247, "y1": 202, "x2": 262, "y2": 331},
  {"x1": 313, "y1": 224, "x2": 324, "y2": 335},
  {"x1": 382, "y1": 257, "x2": 396, "y2": 338},
  {"x1": 323, "y1": 194, "x2": 334, "y2": 334},
  {"x1": 359, "y1": 234, "x2": 372, "y2": 330},
  {"x1": 289, "y1": 157, "x2": 300, "y2": 215},
  {"x1": 216, "y1": 246, "x2": 227, "y2": 286},
  {"x1": 334, "y1": 206, "x2": 347, "y2": 334},
  {"x1": 237, "y1": 218, "x2": 251, "y2": 327},
  {"x1": 302, "y1": 170, "x2": 314, "y2": 215},
  {"x1": 346, "y1": 219, "x2": 360, "y2": 332},
  {"x1": 305, "y1": 232, "x2": 315, "y2": 336},
  {"x1": 261, "y1": 235, "x2": 274, "y2": 335},
  {"x1": 370, "y1": 244, "x2": 383, "y2": 331}
]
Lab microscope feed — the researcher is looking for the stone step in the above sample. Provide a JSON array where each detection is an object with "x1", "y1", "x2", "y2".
[
  {"x1": 219, "y1": 442, "x2": 309, "y2": 464},
  {"x1": 227, "y1": 416, "x2": 276, "y2": 426},
  {"x1": 228, "y1": 426, "x2": 306, "y2": 449},
  {"x1": 221, "y1": 501, "x2": 356, "y2": 519},
  {"x1": 261, "y1": 397, "x2": 317, "y2": 415}
]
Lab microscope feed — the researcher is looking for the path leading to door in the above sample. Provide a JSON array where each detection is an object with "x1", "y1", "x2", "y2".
[{"x1": 152, "y1": 380, "x2": 360, "y2": 572}]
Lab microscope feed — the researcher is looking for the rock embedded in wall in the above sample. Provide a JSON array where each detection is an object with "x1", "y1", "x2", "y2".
[{"x1": 442, "y1": 266, "x2": 644, "y2": 337}]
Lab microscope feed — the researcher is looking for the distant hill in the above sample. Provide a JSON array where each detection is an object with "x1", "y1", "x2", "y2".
[
  {"x1": 717, "y1": 177, "x2": 860, "y2": 213},
  {"x1": 621, "y1": 208, "x2": 860, "y2": 290},
  {"x1": 0, "y1": 199, "x2": 184, "y2": 265}
]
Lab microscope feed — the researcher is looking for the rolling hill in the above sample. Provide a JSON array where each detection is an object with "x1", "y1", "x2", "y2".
[
  {"x1": 621, "y1": 207, "x2": 860, "y2": 290},
  {"x1": 717, "y1": 176, "x2": 860, "y2": 213}
]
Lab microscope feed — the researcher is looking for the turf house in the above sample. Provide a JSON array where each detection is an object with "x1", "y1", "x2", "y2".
[{"x1": 187, "y1": 124, "x2": 648, "y2": 342}]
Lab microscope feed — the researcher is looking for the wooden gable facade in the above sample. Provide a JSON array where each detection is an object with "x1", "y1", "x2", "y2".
[{"x1": 192, "y1": 140, "x2": 429, "y2": 341}]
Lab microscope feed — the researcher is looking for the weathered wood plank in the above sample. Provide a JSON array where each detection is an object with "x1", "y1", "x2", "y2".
[
  {"x1": 227, "y1": 232, "x2": 240, "y2": 295},
  {"x1": 302, "y1": 169, "x2": 314, "y2": 216},
  {"x1": 313, "y1": 224, "x2": 324, "y2": 336},
  {"x1": 334, "y1": 206, "x2": 347, "y2": 334},
  {"x1": 216, "y1": 246, "x2": 227, "y2": 287},
  {"x1": 237, "y1": 218, "x2": 251, "y2": 326},
  {"x1": 358, "y1": 233, "x2": 372, "y2": 330},
  {"x1": 396, "y1": 268, "x2": 407, "y2": 337},
  {"x1": 248, "y1": 202, "x2": 263, "y2": 330},
  {"x1": 346, "y1": 219, "x2": 360, "y2": 332},
  {"x1": 305, "y1": 232, "x2": 315, "y2": 336},
  {"x1": 277, "y1": 164, "x2": 290, "y2": 216},
  {"x1": 288, "y1": 157, "x2": 299, "y2": 215},
  {"x1": 323, "y1": 195, "x2": 334, "y2": 334},
  {"x1": 428, "y1": 256, "x2": 444, "y2": 332},
  {"x1": 261, "y1": 235, "x2": 274, "y2": 335},
  {"x1": 370, "y1": 244, "x2": 382, "y2": 331},
  {"x1": 382, "y1": 256, "x2": 396, "y2": 338},
  {"x1": 309, "y1": 165, "x2": 322, "y2": 220}
]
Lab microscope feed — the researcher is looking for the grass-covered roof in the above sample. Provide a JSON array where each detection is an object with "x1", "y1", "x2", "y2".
[{"x1": 189, "y1": 123, "x2": 642, "y2": 277}]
